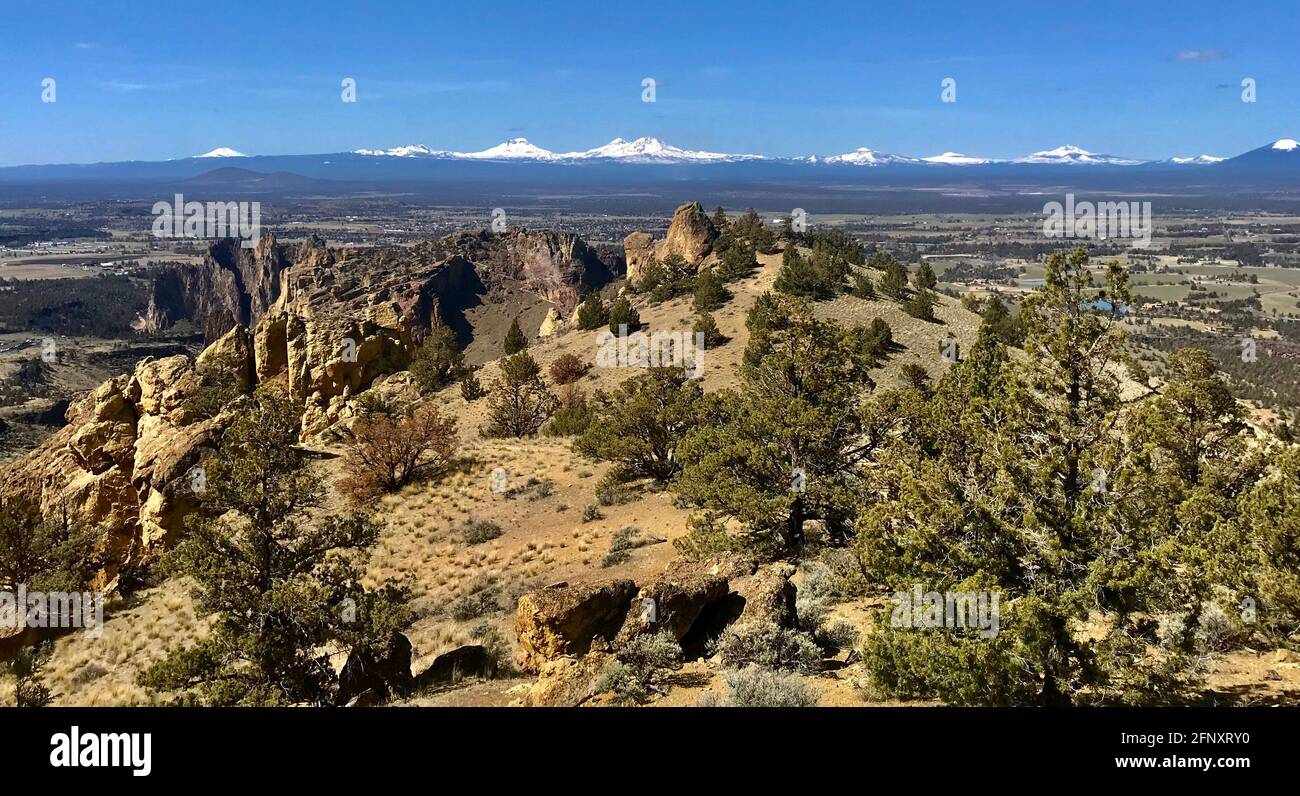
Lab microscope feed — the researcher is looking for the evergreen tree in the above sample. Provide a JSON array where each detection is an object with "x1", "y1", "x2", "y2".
[
  {"x1": 903, "y1": 288, "x2": 937, "y2": 321},
  {"x1": 0, "y1": 498, "x2": 96, "y2": 594},
  {"x1": 856, "y1": 247, "x2": 1224, "y2": 705},
  {"x1": 693, "y1": 269, "x2": 730, "y2": 312},
  {"x1": 773, "y1": 248, "x2": 832, "y2": 300},
  {"x1": 409, "y1": 324, "x2": 466, "y2": 393},
  {"x1": 576, "y1": 367, "x2": 704, "y2": 483},
  {"x1": 608, "y1": 296, "x2": 641, "y2": 335},
  {"x1": 716, "y1": 241, "x2": 758, "y2": 282},
  {"x1": 710, "y1": 206, "x2": 729, "y2": 230},
  {"x1": 879, "y1": 257, "x2": 909, "y2": 299},
  {"x1": 912, "y1": 262, "x2": 938, "y2": 291},
  {"x1": 140, "y1": 386, "x2": 408, "y2": 706},
  {"x1": 693, "y1": 311, "x2": 726, "y2": 347},
  {"x1": 503, "y1": 317, "x2": 528, "y2": 355},
  {"x1": 481, "y1": 352, "x2": 559, "y2": 438},
  {"x1": 676, "y1": 295, "x2": 879, "y2": 552},
  {"x1": 851, "y1": 272, "x2": 876, "y2": 299},
  {"x1": 575, "y1": 292, "x2": 609, "y2": 331},
  {"x1": 980, "y1": 295, "x2": 1024, "y2": 346}
]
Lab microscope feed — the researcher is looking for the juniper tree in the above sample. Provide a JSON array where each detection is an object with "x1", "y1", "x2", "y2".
[
  {"x1": 676, "y1": 294, "x2": 880, "y2": 552},
  {"x1": 608, "y1": 296, "x2": 641, "y2": 335},
  {"x1": 481, "y1": 352, "x2": 559, "y2": 438},
  {"x1": 878, "y1": 256, "x2": 909, "y2": 299},
  {"x1": 575, "y1": 292, "x2": 609, "y2": 331},
  {"x1": 856, "y1": 247, "x2": 1234, "y2": 705},
  {"x1": 575, "y1": 367, "x2": 704, "y2": 483},
  {"x1": 716, "y1": 241, "x2": 758, "y2": 282},
  {"x1": 503, "y1": 317, "x2": 528, "y2": 355},
  {"x1": 693, "y1": 311, "x2": 726, "y2": 347},
  {"x1": 0, "y1": 498, "x2": 96, "y2": 594},
  {"x1": 912, "y1": 262, "x2": 938, "y2": 291},
  {"x1": 409, "y1": 324, "x2": 466, "y2": 392},
  {"x1": 139, "y1": 386, "x2": 408, "y2": 706},
  {"x1": 693, "y1": 269, "x2": 730, "y2": 312},
  {"x1": 773, "y1": 248, "x2": 832, "y2": 300}
]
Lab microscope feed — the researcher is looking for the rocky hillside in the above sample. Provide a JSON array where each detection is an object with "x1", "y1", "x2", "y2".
[{"x1": 0, "y1": 227, "x2": 615, "y2": 590}]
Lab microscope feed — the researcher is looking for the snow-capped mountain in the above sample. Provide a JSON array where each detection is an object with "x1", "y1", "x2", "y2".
[
  {"x1": 8, "y1": 138, "x2": 1299, "y2": 188},
  {"x1": 1017, "y1": 145, "x2": 1142, "y2": 165},
  {"x1": 353, "y1": 136, "x2": 762, "y2": 163},
  {"x1": 451, "y1": 138, "x2": 565, "y2": 161},
  {"x1": 352, "y1": 144, "x2": 447, "y2": 157},
  {"x1": 821, "y1": 147, "x2": 919, "y2": 166},
  {"x1": 565, "y1": 137, "x2": 763, "y2": 162},
  {"x1": 1212, "y1": 138, "x2": 1300, "y2": 175},
  {"x1": 1168, "y1": 154, "x2": 1225, "y2": 164},
  {"x1": 195, "y1": 147, "x2": 246, "y2": 158},
  {"x1": 921, "y1": 151, "x2": 993, "y2": 165}
]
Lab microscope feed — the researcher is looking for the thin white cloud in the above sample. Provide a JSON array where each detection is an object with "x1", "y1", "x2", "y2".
[
  {"x1": 97, "y1": 78, "x2": 207, "y2": 91},
  {"x1": 1175, "y1": 49, "x2": 1229, "y2": 62}
]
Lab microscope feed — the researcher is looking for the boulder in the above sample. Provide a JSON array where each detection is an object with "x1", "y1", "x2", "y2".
[
  {"x1": 537, "y1": 306, "x2": 562, "y2": 337},
  {"x1": 622, "y1": 231, "x2": 657, "y2": 287},
  {"x1": 519, "y1": 650, "x2": 615, "y2": 707},
  {"x1": 737, "y1": 563, "x2": 798, "y2": 628},
  {"x1": 415, "y1": 645, "x2": 497, "y2": 690},
  {"x1": 657, "y1": 201, "x2": 717, "y2": 264},
  {"x1": 514, "y1": 579, "x2": 637, "y2": 673},
  {"x1": 335, "y1": 631, "x2": 414, "y2": 706},
  {"x1": 615, "y1": 559, "x2": 729, "y2": 645}
]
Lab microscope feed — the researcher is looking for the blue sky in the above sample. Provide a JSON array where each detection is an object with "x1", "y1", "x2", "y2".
[{"x1": 1, "y1": 0, "x2": 1297, "y2": 166}]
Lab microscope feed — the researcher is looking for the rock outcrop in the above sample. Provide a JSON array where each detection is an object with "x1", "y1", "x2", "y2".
[
  {"x1": 622, "y1": 231, "x2": 657, "y2": 287},
  {"x1": 513, "y1": 579, "x2": 637, "y2": 673},
  {"x1": 622, "y1": 202, "x2": 718, "y2": 285},
  {"x1": 414, "y1": 645, "x2": 497, "y2": 690},
  {"x1": 659, "y1": 201, "x2": 718, "y2": 263},
  {"x1": 0, "y1": 327, "x2": 254, "y2": 587},
  {"x1": 141, "y1": 235, "x2": 289, "y2": 343},
  {"x1": 615, "y1": 559, "x2": 730, "y2": 644},
  {"x1": 1, "y1": 225, "x2": 622, "y2": 584},
  {"x1": 736, "y1": 563, "x2": 798, "y2": 629},
  {"x1": 336, "y1": 631, "x2": 415, "y2": 706}
]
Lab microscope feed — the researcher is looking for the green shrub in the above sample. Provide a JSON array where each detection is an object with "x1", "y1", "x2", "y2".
[
  {"x1": 711, "y1": 622, "x2": 822, "y2": 673},
  {"x1": 716, "y1": 665, "x2": 818, "y2": 707},
  {"x1": 462, "y1": 518, "x2": 503, "y2": 545}
]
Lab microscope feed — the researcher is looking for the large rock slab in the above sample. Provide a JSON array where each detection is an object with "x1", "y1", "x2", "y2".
[
  {"x1": 514, "y1": 579, "x2": 636, "y2": 673},
  {"x1": 615, "y1": 558, "x2": 729, "y2": 644}
]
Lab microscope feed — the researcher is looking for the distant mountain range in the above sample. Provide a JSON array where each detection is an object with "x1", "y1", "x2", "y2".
[
  {"x1": 1, "y1": 138, "x2": 1295, "y2": 199},
  {"x1": 336, "y1": 136, "x2": 1263, "y2": 167}
]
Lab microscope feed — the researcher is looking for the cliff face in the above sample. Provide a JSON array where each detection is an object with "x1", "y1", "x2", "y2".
[
  {"x1": 0, "y1": 327, "x2": 255, "y2": 589},
  {"x1": 143, "y1": 228, "x2": 607, "y2": 343},
  {"x1": 259, "y1": 237, "x2": 476, "y2": 438},
  {"x1": 1, "y1": 229, "x2": 610, "y2": 584},
  {"x1": 141, "y1": 236, "x2": 290, "y2": 342},
  {"x1": 432, "y1": 228, "x2": 610, "y2": 311}
]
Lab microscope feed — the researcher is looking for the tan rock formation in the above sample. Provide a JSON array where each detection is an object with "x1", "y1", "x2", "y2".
[
  {"x1": 513, "y1": 579, "x2": 637, "y2": 673},
  {"x1": 0, "y1": 327, "x2": 252, "y2": 587},
  {"x1": 657, "y1": 201, "x2": 718, "y2": 263},
  {"x1": 537, "y1": 307, "x2": 562, "y2": 337},
  {"x1": 621, "y1": 202, "x2": 719, "y2": 286},
  {"x1": 615, "y1": 558, "x2": 730, "y2": 644},
  {"x1": 622, "y1": 231, "x2": 656, "y2": 287}
]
